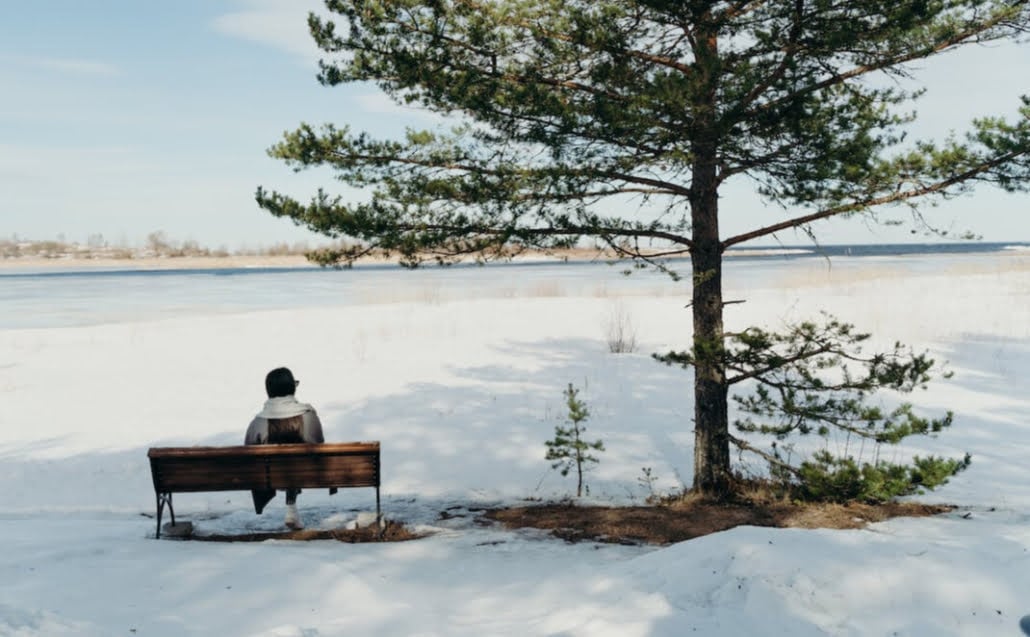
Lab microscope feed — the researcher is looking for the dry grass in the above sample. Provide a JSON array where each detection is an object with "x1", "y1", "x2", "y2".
[
  {"x1": 528, "y1": 279, "x2": 565, "y2": 297},
  {"x1": 773, "y1": 254, "x2": 1030, "y2": 289},
  {"x1": 603, "y1": 300, "x2": 638, "y2": 353}
]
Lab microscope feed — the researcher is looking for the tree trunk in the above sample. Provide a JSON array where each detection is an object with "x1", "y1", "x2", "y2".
[
  {"x1": 689, "y1": 26, "x2": 731, "y2": 498},
  {"x1": 690, "y1": 175, "x2": 730, "y2": 497}
]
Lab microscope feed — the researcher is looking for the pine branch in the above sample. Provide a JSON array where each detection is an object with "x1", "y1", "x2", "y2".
[
  {"x1": 726, "y1": 343, "x2": 835, "y2": 385},
  {"x1": 740, "y1": 4, "x2": 1029, "y2": 121},
  {"x1": 728, "y1": 434, "x2": 802, "y2": 477},
  {"x1": 722, "y1": 146, "x2": 1029, "y2": 248}
]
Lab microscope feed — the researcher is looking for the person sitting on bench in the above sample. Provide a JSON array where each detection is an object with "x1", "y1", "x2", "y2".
[{"x1": 245, "y1": 366, "x2": 325, "y2": 529}]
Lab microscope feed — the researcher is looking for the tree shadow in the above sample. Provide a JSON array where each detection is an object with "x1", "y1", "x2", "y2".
[
  {"x1": 914, "y1": 334, "x2": 1030, "y2": 507},
  {"x1": 320, "y1": 336, "x2": 696, "y2": 502},
  {"x1": 3, "y1": 331, "x2": 1022, "y2": 532}
]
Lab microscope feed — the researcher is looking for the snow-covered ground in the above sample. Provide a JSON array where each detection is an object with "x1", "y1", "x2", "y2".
[{"x1": 1, "y1": 252, "x2": 1029, "y2": 636}]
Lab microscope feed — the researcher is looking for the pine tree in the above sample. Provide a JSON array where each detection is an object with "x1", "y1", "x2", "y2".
[
  {"x1": 258, "y1": 0, "x2": 1030, "y2": 497},
  {"x1": 546, "y1": 383, "x2": 604, "y2": 498}
]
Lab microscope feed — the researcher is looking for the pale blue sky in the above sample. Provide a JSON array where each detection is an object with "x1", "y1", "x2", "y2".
[{"x1": 1, "y1": 1, "x2": 1027, "y2": 249}]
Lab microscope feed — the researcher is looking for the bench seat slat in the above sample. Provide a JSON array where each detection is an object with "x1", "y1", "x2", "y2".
[{"x1": 148, "y1": 442, "x2": 378, "y2": 459}]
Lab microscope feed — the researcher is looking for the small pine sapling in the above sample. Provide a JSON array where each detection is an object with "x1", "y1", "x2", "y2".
[
  {"x1": 546, "y1": 383, "x2": 605, "y2": 497},
  {"x1": 638, "y1": 467, "x2": 659, "y2": 503}
]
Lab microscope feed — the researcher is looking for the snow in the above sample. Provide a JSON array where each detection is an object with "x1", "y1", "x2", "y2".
[{"x1": 1, "y1": 252, "x2": 1029, "y2": 636}]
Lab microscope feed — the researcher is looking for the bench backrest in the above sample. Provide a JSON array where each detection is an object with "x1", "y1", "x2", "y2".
[{"x1": 147, "y1": 442, "x2": 380, "y2": 493}]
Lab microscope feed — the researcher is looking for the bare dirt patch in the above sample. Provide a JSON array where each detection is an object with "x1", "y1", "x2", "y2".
[
  {"x1": 168, "y1": 499, "x2": 952, "y2": 545},
  {"x1": 482, "y1": 499, "x2": 953, "y2": 546}
]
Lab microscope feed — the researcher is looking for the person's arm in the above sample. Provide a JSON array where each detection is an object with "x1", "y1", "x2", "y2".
[
  {"x1": 303, "y1": 409, "x2": 325, "y2": 443},
  {"x1": 244, "y1": 416, "x2": 265, "y2": 445}
]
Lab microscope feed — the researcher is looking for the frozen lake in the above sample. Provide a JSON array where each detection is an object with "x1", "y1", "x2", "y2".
[{"x1": 3, "y1": 243, "x2": 1027, "y2": 329}]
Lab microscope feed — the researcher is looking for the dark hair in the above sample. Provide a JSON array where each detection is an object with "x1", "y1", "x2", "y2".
[{"x1": 264, "y1": 367, "x2": 297, "y2": 398}]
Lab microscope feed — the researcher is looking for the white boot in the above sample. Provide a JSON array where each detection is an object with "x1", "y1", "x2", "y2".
[{"x1": 284, "y1": 504, "x2": 304, "y2": 530}]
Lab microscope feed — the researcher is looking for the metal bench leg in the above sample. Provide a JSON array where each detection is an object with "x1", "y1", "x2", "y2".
[
  {"x1": 376, "y1": 487, "x2": 384, "y2": 538},
  {"x1": 155, "y1": 493, "x2": 175, "y2": 539},
  {"x1": 155, "y1": 494, "x2": 164, "y2": 539}
]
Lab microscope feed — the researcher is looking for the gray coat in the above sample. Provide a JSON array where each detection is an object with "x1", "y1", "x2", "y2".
[{"x1": 245, "y1": 396, "x2": 325, "y2": 445}]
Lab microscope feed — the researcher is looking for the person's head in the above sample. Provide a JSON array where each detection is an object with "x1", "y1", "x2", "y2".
[{"x1": 265, "y1": 367, "x2": 298, "y2": 398}]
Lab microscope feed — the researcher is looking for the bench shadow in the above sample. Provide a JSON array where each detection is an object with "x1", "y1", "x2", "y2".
[{"x1": 181, "y1": 518, "x2": 424, "y2": 543}]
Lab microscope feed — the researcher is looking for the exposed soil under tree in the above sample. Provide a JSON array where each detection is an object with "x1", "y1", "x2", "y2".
[
  {"x1": 181, "y1": 499, "x2": 953, "y2": 545},
  {"x1": 483, "y1": 499, "x2": 954, "y2": 546}
]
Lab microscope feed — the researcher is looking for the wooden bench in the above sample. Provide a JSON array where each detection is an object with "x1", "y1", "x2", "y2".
[{"x1": 147, "y1": 442, "x2": 380, "y2": 538}]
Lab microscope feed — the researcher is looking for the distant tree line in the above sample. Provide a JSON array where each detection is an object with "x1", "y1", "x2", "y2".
[{"x1": 0, "y1": 232, "x2": 346, "y2": 260}]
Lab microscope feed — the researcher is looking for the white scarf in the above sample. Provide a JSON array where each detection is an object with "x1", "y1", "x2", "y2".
[{"x1": 257, "y1": 395, "x2": 312, "y2": 420}]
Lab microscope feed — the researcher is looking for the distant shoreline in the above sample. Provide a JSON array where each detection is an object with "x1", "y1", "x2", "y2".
[{"x1": 0, "y1": 249, "x2": 612, "y2": 272}]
